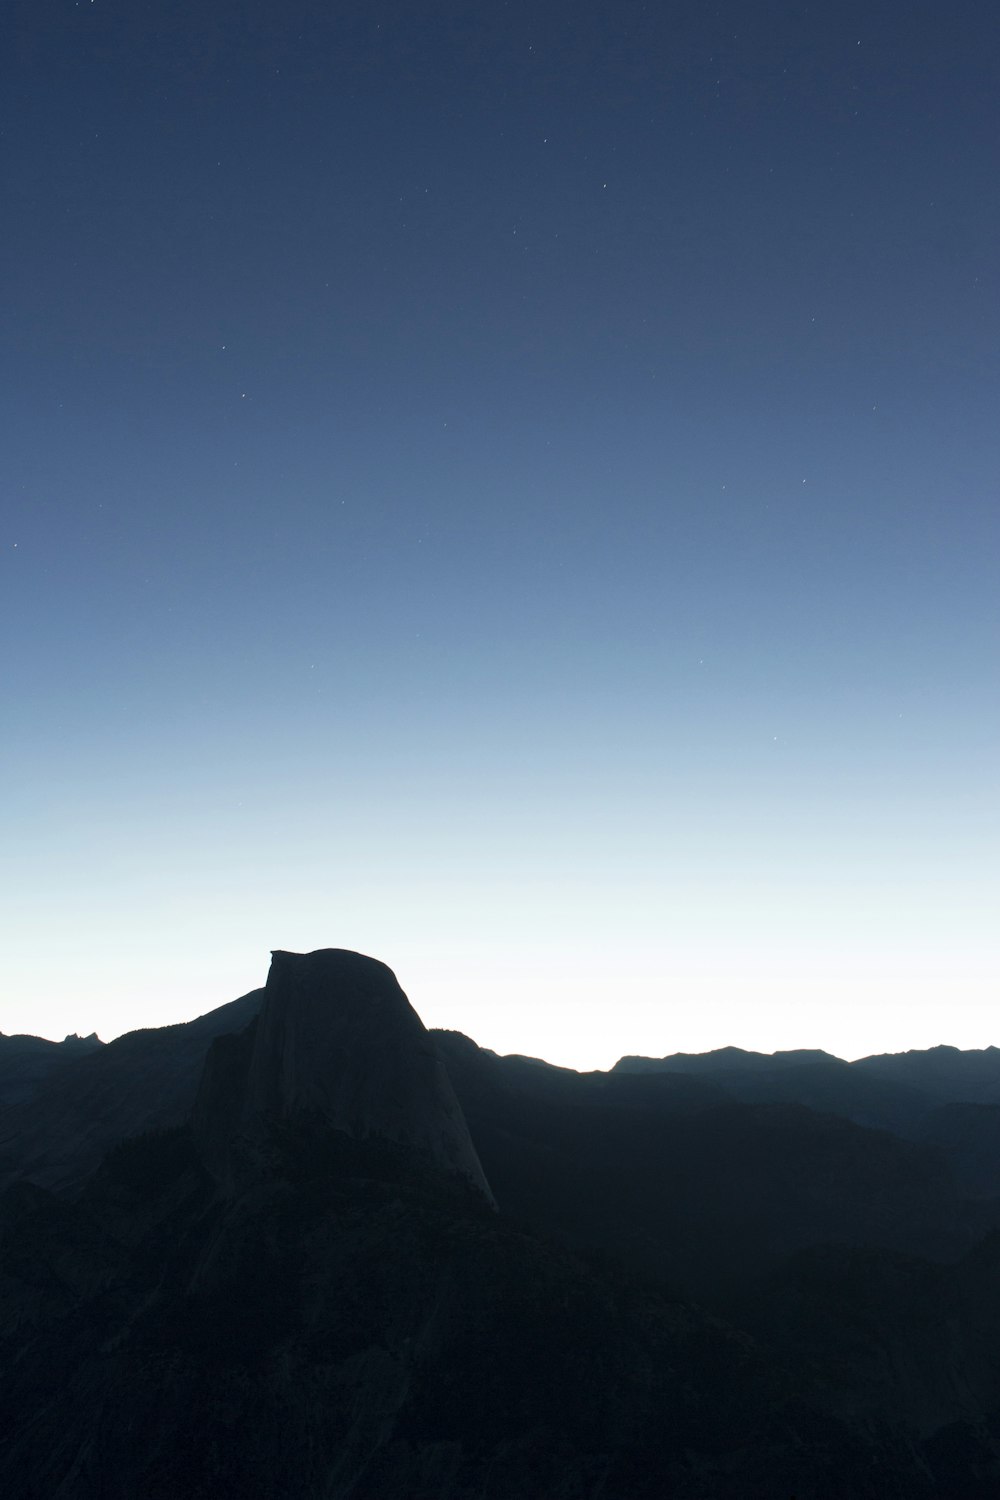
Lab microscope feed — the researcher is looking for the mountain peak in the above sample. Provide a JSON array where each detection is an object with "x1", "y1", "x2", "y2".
[{"x1": 196, "y1": 949, "x2": 494, "y2": 1203}]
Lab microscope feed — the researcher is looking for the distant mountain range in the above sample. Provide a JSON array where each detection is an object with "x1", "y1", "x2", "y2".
[{"x1": 3, "y1": 953, "x2": 1000, "y2": 1497}]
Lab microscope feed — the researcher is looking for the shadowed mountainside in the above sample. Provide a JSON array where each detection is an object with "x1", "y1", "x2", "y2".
[
  {"x1": 613, "y1": 1047, "x2": 935, "y2": 1135},
  {"x1": 4, "y1": 959, "x2": 1000, "y2": 1496},
  {"x1": 0, "y1": 1031, "x2": 103, "y2": 1111},
  {"x1": 0, "y1": 989, "x2": 263, "y2": 1193},
  {"x1": 853, "y1": 1045, "x2": 1000, "y2": 1105},
  {"x1": 3, "y1": 1115, "x2": 930, "y2": 1500},
  {"x1": 435, "y1": 1031, "x2": 1000, "y2": 1302}
]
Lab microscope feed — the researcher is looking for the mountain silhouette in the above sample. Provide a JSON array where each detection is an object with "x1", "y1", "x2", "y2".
[
  {"x1": 0, "y1": 989, "x2": 263, "y2": 1193},
  {"x1": 0, "y1": 1030, "x2": 103, "y2": 1111},
  {"x1": 194, "y1": 948, "x2": 493, "y2": 1201},
  {"x1": 3, "y1": 953, "x2": 1000, "y2": 1496}
]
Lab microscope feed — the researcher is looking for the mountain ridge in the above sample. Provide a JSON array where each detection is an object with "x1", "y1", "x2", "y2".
[{"x1": 3, "y1": 951, "x2": 1000, "y2": 1496}]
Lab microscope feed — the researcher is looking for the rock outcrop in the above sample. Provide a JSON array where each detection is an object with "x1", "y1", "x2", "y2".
[{"x1": 194, "y1": 949, "x2": 494, "y2": 1203}]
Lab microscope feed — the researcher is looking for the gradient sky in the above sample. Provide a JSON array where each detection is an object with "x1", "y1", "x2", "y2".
[{"x1": 3, "y1": 0, "x2": 997, "y2": 1069}]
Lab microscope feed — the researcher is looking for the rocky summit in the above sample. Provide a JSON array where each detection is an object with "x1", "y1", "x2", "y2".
[{"x1": 194, "y1": 948, "x2": 494, "y2": 1202}]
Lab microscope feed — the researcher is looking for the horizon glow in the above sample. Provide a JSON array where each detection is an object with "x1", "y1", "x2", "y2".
[{"x1": 4, "y1": 1, "x2": 996, "y2": 1068}]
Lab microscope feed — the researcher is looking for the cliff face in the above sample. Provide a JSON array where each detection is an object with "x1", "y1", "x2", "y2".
[{"x1": 194, "y1": 949, "x2": 494, "y2": 1204}]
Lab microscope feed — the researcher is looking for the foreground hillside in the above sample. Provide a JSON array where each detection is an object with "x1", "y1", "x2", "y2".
[{"x1": 2, "y1": 953, "x2": 1000, "y2": 1497}]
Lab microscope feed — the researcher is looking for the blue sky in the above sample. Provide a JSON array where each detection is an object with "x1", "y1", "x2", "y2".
[{"x1": 3, "y1": 0, "x2": 996, "y2": 1067}]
